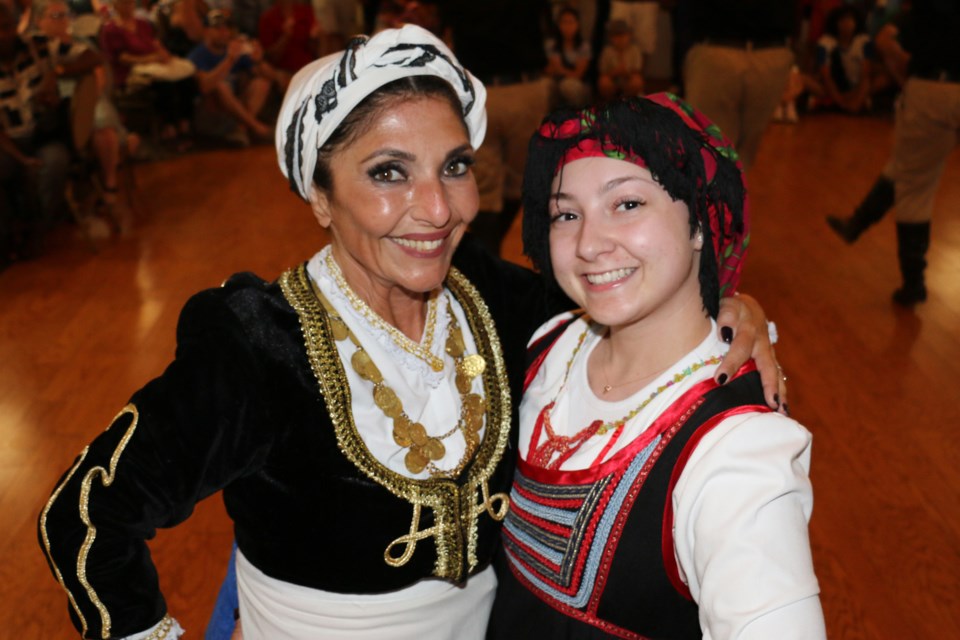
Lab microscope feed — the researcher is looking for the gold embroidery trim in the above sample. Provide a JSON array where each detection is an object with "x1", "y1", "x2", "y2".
[
  {"x1": 39, "y1": 404, "x2": 143, "y2": 639},
  {"x1": 280, "y1": 264, "x2": 512, "y2": 580},
  {"x1": 40, "y1": 447, "x2": 92, "y2": 638}
]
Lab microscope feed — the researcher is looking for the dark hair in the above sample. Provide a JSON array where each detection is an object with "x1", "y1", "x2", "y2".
[
  {"x1": 824, "y1": 5, "x2": 865, "y2": 37},
  {"x1": 549, "y1": 5, "x2": 583, "y2": 52},
  {"x1": 312, "y1": 75, "x2": 466, "y2": 193},
  {"x1": 521, "y1": 98, "x2": 746, "y2": 318}
]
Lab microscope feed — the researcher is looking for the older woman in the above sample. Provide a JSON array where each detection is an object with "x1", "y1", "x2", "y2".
[
  {"x1": 488, "y1": 94, "x2": 823, "y2": 638},
  {"x1": 39, "y1": 27, "x2": 780, "y2": 640}
]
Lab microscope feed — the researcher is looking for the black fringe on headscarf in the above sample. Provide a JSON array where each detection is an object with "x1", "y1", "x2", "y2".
[{"x1": 521, "y1": 97, "x2": 746, "y2": 318}]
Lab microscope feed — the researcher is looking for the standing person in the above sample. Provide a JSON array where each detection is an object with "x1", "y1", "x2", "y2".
[
  {"x1": 440, "y1": 0, "x2": 556, "y2": 255},
  {"x1": 681, "y1": 0, "x2": 795, "y2": 169},
  {"x1": 487, "y1": 94, "x2": 823, "y2": 638},
  {"x1": 883, "y1": 0, "x2": 959, "y2": 305},
  {"x1": 827, "y1": 0, "x2": 953, "y2": 307},
  {"x1": 38, "y1": 26, "x2": 782, "y2": 640}
]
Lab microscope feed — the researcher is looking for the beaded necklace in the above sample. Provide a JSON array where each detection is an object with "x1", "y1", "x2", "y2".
[
  {"x1": 310, "y1": 278, "x2": 487, "y2": 478},
  {"x1": 529, "y1": 325, "x2": 723, "y2": 470},
  {"x1": 325, "y1": 251, "x2": 444, "y2": 372}
]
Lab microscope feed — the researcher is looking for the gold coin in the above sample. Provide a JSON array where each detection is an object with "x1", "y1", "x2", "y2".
[
  {"x1": 329, "y1": 317, "x2": 349, "y2": 342},
  {"x1": 458, "y1": 355, "x2": 486, "y2": 378},
  {"x1": 351, "y1": 350, "x2": 383, "y2": 383},
  {"x1": 456, "y1": 372, "x2": 472, "y2": 395},
  {"x1": 463, "y1": 393, "x2": 485, "y2": 414},
  {"x1": 424, "y1": 438, "x2": 445, "y2": 461},
  {"x1": 446, "y1": 331, "x2": 465, "y2": 358},
  {"x1": 374, "y1": 385, "x2": 401, "y2": 417},
  {"x1": 464, "y1": 408, "x2": 483, "y2": 432},
  {"x1": 393, "y1": 416, "x2": 412, "y2": 447},
  {"x1": 408, "y1": 422, "x2": 428, "y2": 446},
  {"x1": 405, "y1": 449, "x2": 428, "y2": 474}
]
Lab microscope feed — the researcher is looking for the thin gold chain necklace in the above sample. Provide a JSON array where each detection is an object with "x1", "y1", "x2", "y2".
[
  {"x1": 310, "y1": 278, "x2": 488, "y2": 477},
  {"x1": 325, "y1": 251, "x2": 444, "y2": 372},
  {"x1": 530, "y1": 326, "x2": 722, "y2": 469}
]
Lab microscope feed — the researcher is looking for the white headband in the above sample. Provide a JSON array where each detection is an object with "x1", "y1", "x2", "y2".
[{"x1": 276, "y1": 24, "x2": 487, "y2": 201}]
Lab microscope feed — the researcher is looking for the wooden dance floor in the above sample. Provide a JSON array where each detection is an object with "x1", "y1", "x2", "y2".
[{"x1": 1, "y1": 111, "x2": 957, "y2": 637}]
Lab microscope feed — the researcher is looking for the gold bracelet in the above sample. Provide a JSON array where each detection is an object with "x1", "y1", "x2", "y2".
[{"x1": 144, "y1": 614, "x2": 175, "y2": 640}]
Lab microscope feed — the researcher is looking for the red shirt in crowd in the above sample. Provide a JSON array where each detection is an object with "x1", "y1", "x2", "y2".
[{"x1": 258, "y1": 4, "x2": 317, "y2": 73}]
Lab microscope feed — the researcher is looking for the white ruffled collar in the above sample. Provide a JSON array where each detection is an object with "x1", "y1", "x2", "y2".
[{"x1": 306, "y1": 247, "x2": 451, "y2": 388}]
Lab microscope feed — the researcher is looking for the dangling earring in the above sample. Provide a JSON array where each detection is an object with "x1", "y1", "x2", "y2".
[{"x1": 696, "y1": 227, "x2": 704, "y2": 245}]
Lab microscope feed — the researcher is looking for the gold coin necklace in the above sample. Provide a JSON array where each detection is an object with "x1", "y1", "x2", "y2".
[
  {"x1": 309, "y1": 278, "x2": 487, "y2": 477},
  {"x1": 325, "y1": 251, "x2": 444, "y2": 372}
]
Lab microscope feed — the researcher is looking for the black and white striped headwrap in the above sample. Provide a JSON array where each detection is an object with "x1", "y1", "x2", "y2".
[{"x1": 276, "y1": 24, "x2": 487, "y2": 201}]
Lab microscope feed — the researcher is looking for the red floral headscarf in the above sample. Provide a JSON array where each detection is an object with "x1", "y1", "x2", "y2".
[{"x1": 530, "y1": 93, "x2": 750, "y2": 300}]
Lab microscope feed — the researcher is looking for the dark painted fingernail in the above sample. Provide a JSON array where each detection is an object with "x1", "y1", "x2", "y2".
[
  {"x1": 774, "y1": 393, "x2": 780, "y2": 406},
  {"x1": 783, "y1": 403, "x2": 790, "y2": 416},
  {"x1": 717, "y1": 373, "x2": 728, "y2": 385},
  {"x1": 721, "y1": 326, "x2": 733, "y2": 343}
]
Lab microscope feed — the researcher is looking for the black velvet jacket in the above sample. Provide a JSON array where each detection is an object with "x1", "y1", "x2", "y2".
[{"x1": 38, "y1": 237, "x2": 566, "y2": 639}]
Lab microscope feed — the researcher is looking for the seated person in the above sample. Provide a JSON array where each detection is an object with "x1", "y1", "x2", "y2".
[
  {"x1": 544, "y1": 4, "x2": 592, "y2": 108},
  {"x1": 597, "y1": 19, "x2": 643, "y2": 102},
  {"x1": 807, "y1": 5, "x2": 875, "y2": 113},
  {"x1": 100, "y1": 0, "x2": 197, "y2": 148},
  {"x1": 37, "y1": 0, "x2": 140, "y2": 218},
  {"x1": 189, "y1": 9, "x2": 282, "y2": 144},
  {"x1": 257, "y1": 0, "x2": 320, "y2": 78},
  {"x1": 0, "y1": 3, "x2": 69, "y2": 261}
]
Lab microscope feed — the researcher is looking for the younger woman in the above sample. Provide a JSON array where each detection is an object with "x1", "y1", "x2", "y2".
[{"x1": 488, "y1": 94, "x2": 825, "y2": 638}]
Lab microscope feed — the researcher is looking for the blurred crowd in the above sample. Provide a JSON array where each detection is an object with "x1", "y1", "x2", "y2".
[{"x1": 0, "y1": 0, "x2": 939, "y2": 269}]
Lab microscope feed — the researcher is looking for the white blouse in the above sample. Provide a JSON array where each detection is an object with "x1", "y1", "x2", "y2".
[{"x1": 520, "y1": 313, "x2": 826, "y2": 639}]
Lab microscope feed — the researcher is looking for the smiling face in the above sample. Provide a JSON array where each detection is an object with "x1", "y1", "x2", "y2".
[
  {"x1": 548, "y1": 156, "x2": 705, "y2": 332},
  {"x1": 309, "y1": 95, "x2": 478, "y2": 304}
]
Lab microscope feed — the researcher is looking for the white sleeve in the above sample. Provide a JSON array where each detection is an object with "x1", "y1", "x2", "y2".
[{"x1": 672, "y1": 412, "x2": 825, "y2": 640}]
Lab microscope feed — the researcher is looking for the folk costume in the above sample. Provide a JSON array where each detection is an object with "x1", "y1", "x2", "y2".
[
  {"x1": 39, "y1": 26, "x2": 564, "y2": 640},
  {"x1": 488, "y1": 95, "x2": 825, "y2": 638}
]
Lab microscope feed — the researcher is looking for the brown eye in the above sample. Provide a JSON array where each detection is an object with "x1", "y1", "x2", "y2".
[{"x1": 368, "y1": 163, "x2": 405, "y2": 182}]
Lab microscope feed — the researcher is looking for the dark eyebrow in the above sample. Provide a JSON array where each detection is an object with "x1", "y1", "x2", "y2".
[
  {"x1": 552, "y1": 174, "x2": 653, "y2": 203},
  {"x1": 360, "y1": 149, "x2": 415, "y2": 163},
  {"x1": 445, "y1": 144, "x2": 474, "y2": 160},
  {"x1": 361, "y1": 144, "x2": 474, "y2": 164}
]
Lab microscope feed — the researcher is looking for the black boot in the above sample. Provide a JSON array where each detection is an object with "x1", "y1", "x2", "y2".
[
  {"x1": 892, "y1": 222, "x2": 930, "y2": 306},
  {"x1": 826, "y1": 175, "x2": 894, "y2": 244}
]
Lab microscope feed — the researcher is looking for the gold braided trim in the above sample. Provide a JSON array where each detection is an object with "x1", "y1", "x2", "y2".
[
  {"x1": 144, "y1": 614, "x2": 175, "y2": 640},
  {"x1": 280, "y1": 264, "x2": 512, "y2": 580},
  {"x1": 40, "y1": 447, "x2": 92, "y2": 638}
]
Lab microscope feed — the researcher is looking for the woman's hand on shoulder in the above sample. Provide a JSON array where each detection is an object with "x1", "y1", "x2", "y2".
[{"x1": 715, "y1": 293, "x2": 787, "y2": 414}]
